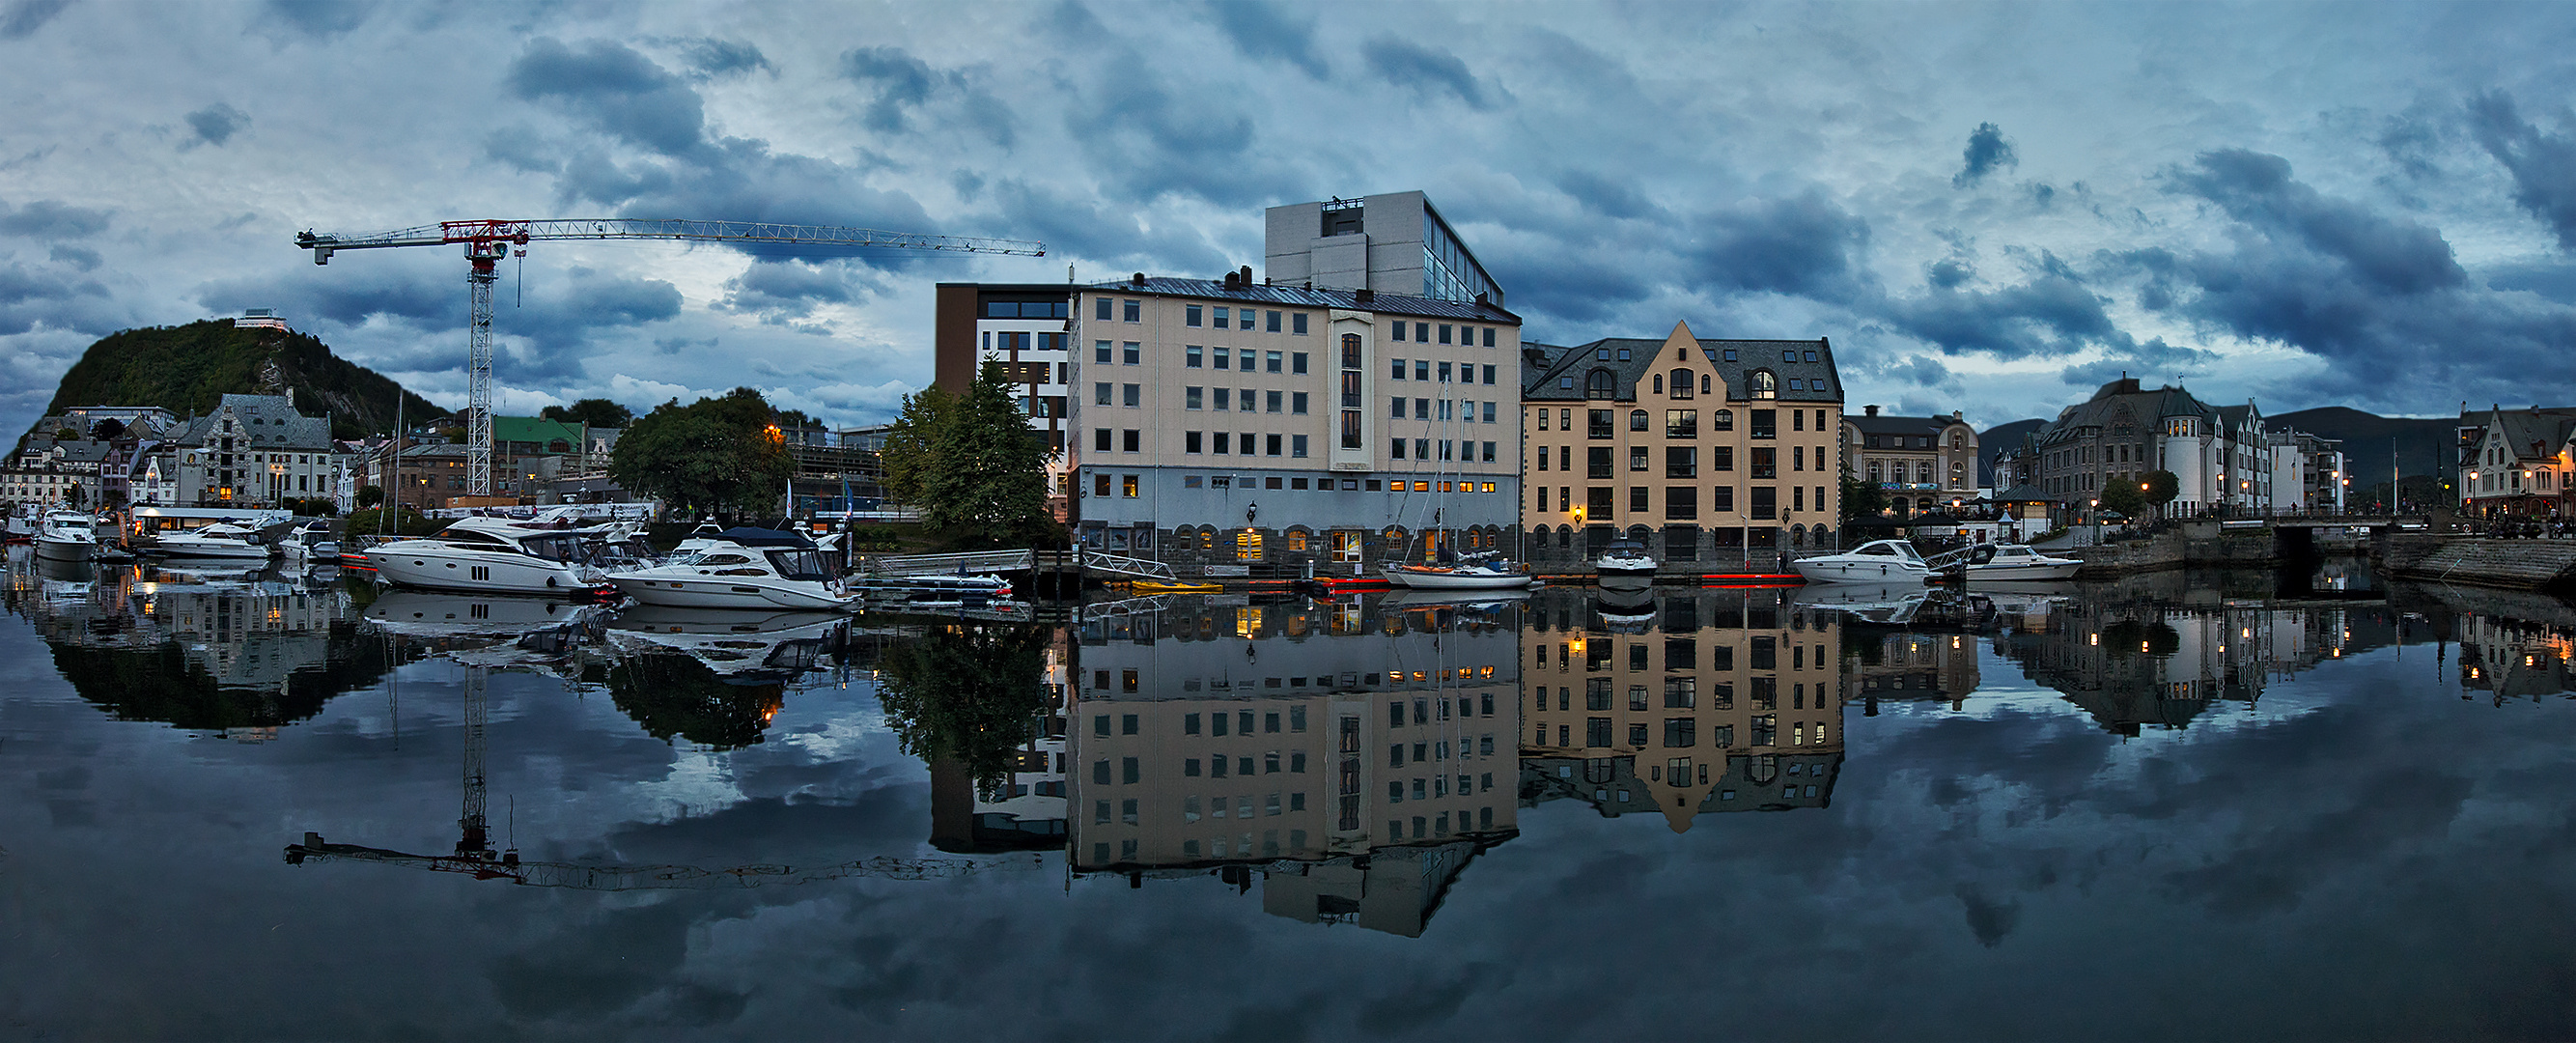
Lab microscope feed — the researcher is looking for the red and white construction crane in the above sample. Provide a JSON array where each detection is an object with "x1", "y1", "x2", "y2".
[{"x1": 295, "y1": 218, "x2": 1045, "y2": 497}]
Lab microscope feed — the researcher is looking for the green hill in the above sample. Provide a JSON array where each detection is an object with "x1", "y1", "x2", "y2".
[
  {"x1": 42, "y1": 320, "x2": 438, "y2": 439},
  {"x1": 2267, "y1": 407, "x2": 2462, "y2": 478},
  {"x1": 1976, "y1": 418, "x2": 2046, "y2": 487}
]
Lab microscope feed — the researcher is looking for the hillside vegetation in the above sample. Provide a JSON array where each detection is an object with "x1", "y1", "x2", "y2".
[
  {"x1": 2268, "y1": 407, "x2": 2461, "y2": 478},
  {"x1": 41, "y1": 320, "x2": 437, "y2": 439}
]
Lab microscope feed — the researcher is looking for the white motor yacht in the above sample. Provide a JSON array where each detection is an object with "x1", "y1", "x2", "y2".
[
  {"x1": 1593, "y1": 539, "x2": 1658, "y2": 586},
  {"x1": 606, "y1": 527, "x2": 855, "y2": 611},
  {"x1": 367, "y1": 516, "x2": 608, "y2": 596},
  {"x1": 33, "y1": 511, "x2": 98, "y2": 561},
  {"x1": 672, "y1": 521, "x2": 728, "y2": 555},
  {"x1": 154, "y1": 521, "x2": 277, "y2": 560},
  {"x1": 277, "y1": 520, "x2": 339, "y2": 563},
  {"x1": 1924, "y1": 543, "x2": 2084, "y2": 581},
  {"x1": 1790, "y1": 539, "x2": 1930, "y2": 583}
]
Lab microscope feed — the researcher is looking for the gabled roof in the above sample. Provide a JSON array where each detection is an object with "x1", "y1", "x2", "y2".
[
  {"x1": 2478, "y1": 408, "x2": 2576, "y2": 463},
  {"x1": 1522, "y1": 332, "x2": 1840, "y2": 404},
  {"x1": 173, "y1": 394, "x2": 332, "y2": 451},
  {"x1": 1847, "y1": 413, "x2": 1971, "y2": 437},
  {"x1": 2035, "y1": 383, "x2": 2213, "y2": 445}
]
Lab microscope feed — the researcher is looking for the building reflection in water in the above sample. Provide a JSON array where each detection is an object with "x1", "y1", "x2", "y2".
[
  {"x1": 1985, "y1": 581, "x2": 2355, "y2": 735},
  {"x1": 1060, "y1": 594, "x2": 1522, "y2": 937},
  {"x1": 1522, "y1": 586, "x2": 1845, "y2": 829}
]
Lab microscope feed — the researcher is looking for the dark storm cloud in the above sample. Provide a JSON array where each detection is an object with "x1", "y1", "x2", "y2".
[
  {"x1": 839, "y1": 46, "x2": 939, "y2": 133},
  {"x1": 1687, "y1": 191, "x2": 1871, "y2": 299},
  {"x1": 0, "y1": 0, "x2": 69, "y2": 40},
  {"x1": 1204, "y1": 0, "x2": 1327, "y2": 78},
  {"x1": 0, "y1": 259, "x2": 116, "y2": 336},
  {"x1": 718, "y1": 259, "x2": 870, "y2": 321},
  {"x1": 2466, "y1": 91, "x2": 2576, "y2": 250},
  {"x1": 2058, "y1": 336, "x2": 2218, "y2": 387},
  {"x1": 1953, "y1": 122, "x2": 2017, "y2": 188},
  {"x1": 260, "y1": 0, "x2": 374, "y2": 38},
  {"x1": 509, "y1": 38, "x2": 708, "y2": 157},
  {"x1": 182, "y1": 103, "x2": 249, "y2": 148},
  {"x1": 1885, "y1": 271, "x2": 2127, "y2": 360},
  {"x1": 2140, "y1": 149, "x2": 2576, "y2": 408},
  {"x1": 47, "y1": 243, "x2": 99, "y2": 270},
  {"x1": 1361, "y1": 38, "x2": 1493, "y2": 110},
  {"x1": 0, "y1": 199, "x2": 110, "y2": 240},
  {"x1": 1924, "y1": 257, "x2": 1974, "y2": 290},
  {"x1": 675, "y1": 37, "x2": 771, "y2": 81},
  {"x1": 1554, "y1": 169, "x2": 1665, "y2": 222}
]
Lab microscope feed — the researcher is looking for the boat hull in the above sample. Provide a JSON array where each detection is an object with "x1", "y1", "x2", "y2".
[
  {"x1": 1963, "y1": 562, "x2": 2082, "y2": 581},
  {"x1": 153, "y1": 541, "x2": 272, "y2": 560},
  {"x1": 372, "y1": 544, "x2": 598, "y2": 595},
  {"x1": 33, "y1": 536, "x2": 92, "y2": 561},
  {"x1": 608, "y1": 574, "x2": 855, "y2": 611},
  {"x1": 1382, "y1": 566, "x2": 1533, "y2": 590},
  {"x1": 1791, "y1": 558, "x2": 1929, "y2": 583}
]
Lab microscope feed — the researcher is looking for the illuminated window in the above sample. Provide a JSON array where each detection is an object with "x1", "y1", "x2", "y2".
[{"x1": 1236, "y1": 529, "x2": 1265, "y2": 561}]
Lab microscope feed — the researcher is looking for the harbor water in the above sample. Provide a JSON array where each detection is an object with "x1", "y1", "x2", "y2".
[{"x1": 4, "y1": 549, "x2": 2574, "y2": 1039}]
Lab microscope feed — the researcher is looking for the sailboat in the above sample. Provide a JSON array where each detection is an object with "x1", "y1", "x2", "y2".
[{"x1": 1379, "y1": 389, "x2": 1531, "y2": 591}]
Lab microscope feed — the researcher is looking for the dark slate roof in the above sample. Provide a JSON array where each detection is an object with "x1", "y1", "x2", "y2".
[
  {"x1": 1080, "y1": 277, "x2": 1519, "y2": 324},
  {"x1": 2034, "y1": 382, "x2": 2214, "y2": 447},
  {"x1": 1847, "y1": 413, "x2": 1969, "y2": 437},
  {"x1": 1994, "y1": 484, "x2": 2050, "y2": 502},
  {"x1": 174, "y1": 394, "x2": 332, "y2": 451},
  {"x1": 1521, "y1": 336, "x2": 1841, "y2": 404},
  {"x1": 2481, "y1": 409, "x2": 2576, "y2": 462}
]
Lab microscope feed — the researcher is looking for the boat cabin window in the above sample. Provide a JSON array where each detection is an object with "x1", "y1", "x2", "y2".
[
  {"x1": 518, "y1": 534, "x2": 587, "y2": 563},
  {"x1": 695, "y1": 553, "x2": 756, "y2": 566},
  {"x1": 1857, "y1": 544, "x2": 1894, "y2": 555},
  {"x1": 442, "y1": 530, "x2": 513, "y2": 547},
  {"x1": 765, "y1": 549, "x2": 833, "y2": 581}
]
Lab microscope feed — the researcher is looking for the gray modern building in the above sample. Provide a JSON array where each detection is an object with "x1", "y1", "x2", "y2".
[{"x1": 1263, "y1": 191, "x2": 1505, "y2": 307}]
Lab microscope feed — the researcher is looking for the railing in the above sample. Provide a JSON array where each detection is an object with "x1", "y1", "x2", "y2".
[
  {"x1": 856, "y1": 550, "x2": 1034, "y2": 577},
  {"x1": 1079, "y1": 550, "x2": 1177, "y2": 580}
]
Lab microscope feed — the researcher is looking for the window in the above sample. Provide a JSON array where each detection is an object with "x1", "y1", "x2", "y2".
[
  {"x1": 1750, "y1": 447, "x2": 1778, "y2": 478},
  {"x1": 1666, "y1": 485, "x2": 1698, "y2": 520},
  {"x1": 1588, "y1": 409, "x2": 1614, "y2": 438},
  {"x1": 1440, "y1": 324, "x2": 1453, "y2": 345},
  {"x1": 1666, "y1": 409, "x2": 1697, "y2": 437},
  {"x1": 1416, "y1": 359, "x2": 1432, "y2": 381},
  {"x1": 1751, "y1": 485, "x2": 1777, "y2": 520},
  {"x1": 1187, "y1": 386, "x2": 1203, "y2": 409},
  {"x1": 1186, "y1": 431, "x2": 1203, "y2": 453},
  {"x1": 1213, "y1": 306, "x2": 1229, "y2": 327},
  {"x1": 1122, "y1": 474, "x2": 1138, "y2": 497},
  {"x1": 1586, "y1": 369, "x2": 1616, "y2": 399},
  {"x1": 1293, "y1": 435, "x2": 1308, "y2": 458},
  {"x1": 1629, "y1": 446, "x2": 1649, "y2": 471},
  {"x1": 1187, "y1": 304, "x2": 1203, "y2": 326},
  {"x1": 1123, "y1": 299, "x2": 1140, "y2": 322},
  {"x1": 1393, "y1": 322, "x2": 1409, "y2": 342},
  {"x1": 1294, "y1": 313, "x2": 1309, "y2": 334},
  {"x1": 1715, "y1": 409, "x2": 1734, "y2": 432},
  {"x1": 1122, "y1": 430, "x2": 1140, "y2": 452},
  {"x1": 1186, "y1": 345, "x2": 1203, "y2": 367},
  {"x1": 1667, "y1": 446, "x2": 1698, "y2": 478},
  {"x1": 1267, "y1": 434, "x2": 1283, "y2": 456},
  {"x1": 1123, "y1": 383, "x2": 1141, "y2": 408},
  {"x1": 1750, "y1": 371, "x2": 1777, "y2": 399},
  {"x1": 1093, "y1": 471, "x2": 1110, "y2": 496},
  {"x1": 1215, "y1": 347, "x2": 1232, "y2": 371},
  {"x1": 1587, "y1": 447, "x2": 1613, "y2": 479},
  {"x1": 1094, "y1": 428, "x2": 1111, "y2": 452},
  {"x1": 1391, "y1": 398, "x2": 1406, "y2": 418},
  {"x1": 1750, "y1": 409, "x2": 1776, "y2": 438},
  {"x1": 1390, "y1": 359, "x2": 1406, "y2": 381},
  {"x1": 1630, "y1": 409, "x2": 1649, "y2": 432},
  {"x1": 1292, "y1": 352, "x2": 1308, "y2": 374},
  {"x1": 1293, "y1": 392, "x2": 1309, "y2": 414},
  {"x1": 1267, "y1": 310, "x2": 1282, "y2": 332},
  {"x1": 1268, "y1": 351, "x2": 1284, "y2": 373},
  {"x1": 1267, "y1": 390, "x2": 1283, "y2": 413},
  {"x1": 1095, "y1": 296, "x2": 1112, "y2": 321},
  {"x1": 1630, "y1": 486, "x2": 1649, "y2": 513},
  {"x1": 1239, "y1": 309, "x2": 1253, "y2": 330}
]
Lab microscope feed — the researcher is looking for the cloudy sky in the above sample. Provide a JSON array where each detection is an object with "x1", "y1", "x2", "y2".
[{"x1": 4, "y1": 1, "x2": 2575, "y2": 439}]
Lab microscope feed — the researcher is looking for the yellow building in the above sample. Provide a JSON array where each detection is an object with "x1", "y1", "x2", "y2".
[{"x1": 1520, "y1": 322, "x2": 1844, "y2": 572}]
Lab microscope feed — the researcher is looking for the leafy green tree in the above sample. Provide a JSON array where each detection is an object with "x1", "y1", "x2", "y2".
[
  {"x1": 355, "y1": 485, "x2": 385, "y2": 509},
  {"x1": 2143, "y1": 469, "x2": 2179, "y2": 509},
  {"x1": 1838, "y1": 461, "x2": 1885, "y2": 523},
  {"x1": 608, "y1": 387, "x2": 794, "y2": 519},
  {"x1": 2099, "y1": 478, "x2": 2146, "y2": 520},
  {"x1": 879, "y1": 385, "x2": 958, "y2": 508},
  {"x1": 540, "y1": 398, "x2": 634, "y2": 429},
  {"x1": 89, "y1": 418, "x2": 126, "y2": 441},
  {"x1": 875, "y1": 622, "x2": 1050, "y2": 796},
  {"x1": 63, "y1": 484, "x2": 83, "y2": 509},
  {"x1": 605, "y1": 654, "x2": 783, "y2": 749},
  {"x1": 919, "y1": 377, "x2": 1053, "y2": 549}
]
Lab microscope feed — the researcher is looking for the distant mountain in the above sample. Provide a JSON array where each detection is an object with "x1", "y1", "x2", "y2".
[
  {"x1": 1976, "y1": 418, "x2": 2046, "y2": 486},
  {"x1": 41, "y1": 320, "x2": 437, "y2": 440},
  {"x1": 2268, "y1": 407, "x2": 2460, "y2": 478}
]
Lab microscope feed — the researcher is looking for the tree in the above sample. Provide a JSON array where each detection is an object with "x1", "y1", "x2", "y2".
[
  {"x1": 2142, "y1": 469, "x2": 2180, "y2": 519},
  {"x1": 2099, "y1": 478, "x2": 2146, "y2": 521},
  {"x1": 883, "y1": 376, "x2": 1053, "y2": 549},
  {"x1": 1838, "y1": 460, "x2": 1885, "y2": 523},
  {"x1": 607, "y1": 387, "x2": 794, "y2": 519},
  {"x1": 878, "y1": 385, "x2": 958, "y2": 508},
  {"x1": 89, "y1": 418, "x2": 126, "y2": 441},
  {"x1": 875, "y1": 622, "x2": 1050, "y2": 796},
  {"x1": 63, "y1": 483, "x2": 83, "y2": 509},
  {"x1": 355, "y1": 485, "x2": 385, "y2": 509},
  {"x1": 540, "y1": 397, "x2": 634, "y2": 429}
]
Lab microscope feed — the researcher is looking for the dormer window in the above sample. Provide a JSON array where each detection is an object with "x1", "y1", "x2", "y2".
[
  {"x1": 1750, "y1": 371, "x2": 1778, "y2": 400},
  {"x1": 1585, "y1": 368, "x2": 1616, "y2": 400}
]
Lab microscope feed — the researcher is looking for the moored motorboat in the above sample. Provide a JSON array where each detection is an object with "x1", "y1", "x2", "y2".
[
  {"x1": 33, "y1": 511, "x2": 98, "y2": 561},
  {"x1": 1790, "y1": 539, "x2": 1930, "y2": 583},
  {"x1": 368, "y1": 517, "x2": 608, "y2": 595},
  {"x1": 1593, "y1": 539, "x2": 1658, "y2": 587},
  {"x1": 1924, "y1": 543, "x2": 2084, "y2": 581},
  {"x1": 606, "y1": 527, "x2": 855, "y2": 611},
  {"x1": 153, "y1": 521, "x2": 277, "y2": 560}
]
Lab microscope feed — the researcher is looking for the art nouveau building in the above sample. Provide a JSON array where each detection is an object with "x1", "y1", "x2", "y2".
[
  {"x1": 1519, "y1": 322, "x2": 1843, "y2": 567},
  {"x1": 2457, "y1": 405, "x2": 2576, "y2": 519},
  {"x1": 1841, "y1": 406, "x2": 1979, "y2": 513}
]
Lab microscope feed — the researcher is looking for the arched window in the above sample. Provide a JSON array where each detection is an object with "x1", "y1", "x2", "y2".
[
  {"x1": 1340, "y1": 333, "x2": 1362, "y2": 369},
  {"x1": 1790, "y1": 523, "x2": 1806, "y2": 547},
  {"x1": 1715, "y1": 409, "x2": 1735, "y2": 431},
  {"x1": 1811, "y1": 525, "x2": 1833, "y2": 549},
  {"x1": 1653, "y1": 374, "x2": 1664, "y2": 394},
  {"x1": 1585, "y1": 368, "x2": 1616, "y2": 399},
  {"x1": 1700, "y1": 374, "x2": 1712, "y2": 395},
  {"x1": 1629, "y1": 409, "x2": 1649, "y2": 432},
  {"x1": 1750, "y1": 371, "x2": 1777, "y2": 399},
  {"x1": 1670, "y1": 369, "x2": 1694, "y2": 399}
]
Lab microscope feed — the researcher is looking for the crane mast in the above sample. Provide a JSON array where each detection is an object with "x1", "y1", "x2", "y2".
[{"x1": 296, "y1": 218, "x2": 1044, "y2": 499}]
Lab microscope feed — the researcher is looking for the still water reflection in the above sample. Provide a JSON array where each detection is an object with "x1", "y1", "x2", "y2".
[{"x1": 6, "y1": 549, "x2": 2576, "y2": 1039}]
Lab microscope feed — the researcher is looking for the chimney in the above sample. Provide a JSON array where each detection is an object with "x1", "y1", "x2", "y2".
[
  {"x1": 1356, "y1": 288, "x2": 1373, "y2": 304},
  {"x1": 1239, "y1": 265, "x2": 1253, "y2": 286},
  {"x1": 1952, "y1": 409, "x2": 1962, "y2": 420},
  {"x1": 1131, "y1": 272, "x2": 1146, "y2": 286},
  {"x1": 1222, "y1": 271, "x2": 1241, "y2": 290},
  {"x1": 1864, "y1": 405, "x2": 1880, "y2": 417}
]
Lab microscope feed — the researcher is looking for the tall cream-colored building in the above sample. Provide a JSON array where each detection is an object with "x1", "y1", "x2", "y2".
[
  {"x1": 1519, "y1": 322, "x2": 1844, "y2": 571},
  {"x1": 1518, "y1": 586, "x2": 1844, "y2": 831}
]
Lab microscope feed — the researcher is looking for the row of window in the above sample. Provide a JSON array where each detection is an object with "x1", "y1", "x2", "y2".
[
  {"x1": 1177, "y1": 303, "x2": 1311, "y2": 334},
  {"x1": 1386, "y1": 736, "x2": 1500, "y2": 767},
  {"x1": 1534, "y1": 407, "x2": 1833, "y2": 437},
  {"x1": 1184, "y1": 387, "x2": 1311, "y2": 413},
  {"x1": 1387, "y1": 439, "x2": 1499, "y2": 463},
  {"x1": 1180, "y1": 346, "x2": 1308, "y2": 373},
  {"x1": 1529, "y1": 484, "x2": 1831, "y2": 521},
  {"x1": 1556, "y1": 367, "x2": 1825, "y2": 398},
  {"x1": 1388, "y1": 359, "x2": 1500, "y2": 384},
  {"x1": 1181, "y1": 432, "x2": 1311, "y2": 457},
  {"x1": 1530, "y1": 639, "x2": 1831, "y2": 677},
  {"x1": 1389, "y1": 398, "x2": 1499, "y2": 423},
  {"x1": 1532, "y1": 717, "x2": 1827, "y2": 749},
  {"x1": 1388, "y1": 321, "x2": 1496, "y2": 347},
  {"x1": 1536, "y1": 444, "x2": 1823, "y2": 478}
]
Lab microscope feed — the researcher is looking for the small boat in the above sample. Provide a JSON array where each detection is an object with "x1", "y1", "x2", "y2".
[
  {"x1": 1924, "y1": 543, "x2": 2083, "y2": 581},
  {"x1": 1790, "y1": 539, "x2": 1930, "y2": 583},
  {"x1": 33, "y1": 511, "x2": 98, "y2": 561},
  {"x1": 368, "y1": 517, "x2": 609, "y2": 595},
  {"x1": 276, "y1": 520, "x2": 339, "y2": 563},
  {"x1": 607, "y1": 527, "x2": 855, "y2": 611},
  {"x1": 1593, "y1": 539, "x2": 1658, "y2": 586},
  {"x1": 154, "y1": 521, "x2": 277, "y2": 560},
  {"x1": 1383, "y1": 550, "x2": 1533, "y2": 590}
]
